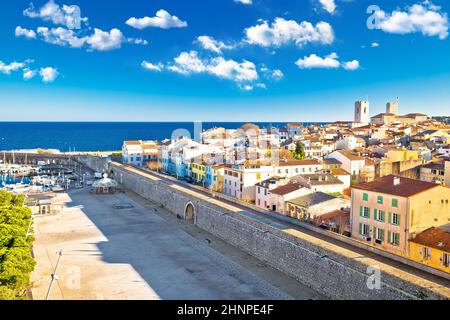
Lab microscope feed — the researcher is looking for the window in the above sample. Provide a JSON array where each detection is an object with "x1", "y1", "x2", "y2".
[
  {"x1": 392, "y1": 198, "x2": 398, "y2": 208},
  {"x1": 374, "y1": 209, "x2": 385, "y2": 222},
  {"x1": 258, "y1": 187, "x2": 260, "y2": 194},
  {"x1": 388, "y1": 232, "x2": 400, "y2": 246},
  {"x1": 373, "y1": 227, "x2": 385, "y2": 241},
  {"x1": 421, "y1": 247, "x2": 431, "y2": 260},
  {"x1": 362, "y1": 193, "x2": 368, "y2": 201},
  {"x1": 360, "y1": 206, "x2": 370, "y2": 218},
  {"x1": 391, "y1": 213, "x2": 400, "y2": 226},
  {"x1": 359, "y1": 223, "x2": 370, "y2": 236},
  {"x1": 442, "y1": 253, "x2": 450, "y2": 267},
  {"x1": 377, "y1": 196, "x2": 383, "y2": 204}
]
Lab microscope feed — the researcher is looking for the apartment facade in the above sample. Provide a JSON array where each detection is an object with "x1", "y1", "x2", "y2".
[
  {"x1": 351, "y1": 175, "x2": 450, "y2": 256},
  {"x1": 122, "y1": 140, "x2": 158, "y2": 167}
]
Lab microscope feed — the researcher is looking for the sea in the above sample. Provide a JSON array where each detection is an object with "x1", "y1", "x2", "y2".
[{"x1": 0, "y1": 122, "x2": 328, "y2": 152}]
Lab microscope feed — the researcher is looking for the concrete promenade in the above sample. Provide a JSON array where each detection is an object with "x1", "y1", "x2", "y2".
[{"x1": 31, "y1": 188, "x2": 322, "y2": 300}]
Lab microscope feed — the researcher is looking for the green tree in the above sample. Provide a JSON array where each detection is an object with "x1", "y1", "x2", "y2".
[
  {"x1": 292, "y1": 141, "x2": 306, "y2": 160},
  {"x1": 0, "y1": 193, "x2": 35, "y2": 300}
]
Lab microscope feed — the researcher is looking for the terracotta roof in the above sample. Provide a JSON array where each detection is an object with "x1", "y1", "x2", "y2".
[
  {"x1": 276, "y1": 159, "x2": 321, "y2": 167},
  {"x1": 352, "y1": 175, "x2": 438, "y2": 197},
  {"x1": 337, "y1": 150, "x2": 365, "y2": 161},
  {"x1": 410, "y1": 227, "x2": 450, "y2": 253},
  {"x1": 319, "y1": 210, "x2": 350, "y2": 221},
  {"x1": 331, "y1": 168, "x2": 350, "y2": 176},
  {"x1": 372, "y1": 113, "x2": 395, "y2": 118},
  {"x1": 271, "y1": 183, "x2": 302, "y2": 195},
  {"x1": 124, "y1": 140, "x2": 141, "y2": 145}
]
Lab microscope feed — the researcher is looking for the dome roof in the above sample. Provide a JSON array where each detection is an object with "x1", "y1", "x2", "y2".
[{"x1": 240, "y1": 123, "x2": 260, "y2": 132}]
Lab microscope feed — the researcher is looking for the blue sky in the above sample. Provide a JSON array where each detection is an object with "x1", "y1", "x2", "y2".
[{"x1": 1, "y1": 0, "x2": 450, "y2": 121}]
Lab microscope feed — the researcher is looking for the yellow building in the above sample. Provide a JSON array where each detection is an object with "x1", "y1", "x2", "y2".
[
  {"x1": 191, "y1": 162, "x2": 206, "y2": 184},
  {"x1": 409, "y1": 227, "x2": 450, "y2": 273},
  {"x1": 385, "y1": 149, "x2": 419, "y2": 162}
]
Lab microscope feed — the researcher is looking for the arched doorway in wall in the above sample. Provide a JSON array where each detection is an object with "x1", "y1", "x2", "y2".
[{"x1": 184, "y1": 202, "x2": 196, "y2": 223}]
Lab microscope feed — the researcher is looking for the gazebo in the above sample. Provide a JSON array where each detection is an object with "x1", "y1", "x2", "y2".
[{"x1": 91, "y1": 174, "x2": 119, "y2": 194}]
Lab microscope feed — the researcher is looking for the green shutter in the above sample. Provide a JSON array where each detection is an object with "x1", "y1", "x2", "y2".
[
  {"x1": 359, "y1": 223, "x2": 362, "y2": 235},
  {"x1": 363, "y1": 193, "x2": 368, "y2": 201},
  {"x1": 388, "y1": 212, "x2": 392, "y2": 224},
  {"x1": 381, "y1": 211, "x2": 385, "y2": 222},
  {"x1": 374, "y1": 209, "x2": 378, "y2": 220},
  {"x1": 392, "y1": 198, "x2": 398, "y2": 208},
  {"x1": 360, "y1": 206, "x2": 363, "y2": 216},
  {"x1": 397, "y1": 214, "x2": 400, "y2": 226},
  {"x1": 381, "y1": 229, "x2": 385, "y2": 241},
  {"x1": 373, "y1": 226, "x2": 377, "y2": 238},
  {"x1": 388, "y1": 231, "x2": 392, "y2": 243}
]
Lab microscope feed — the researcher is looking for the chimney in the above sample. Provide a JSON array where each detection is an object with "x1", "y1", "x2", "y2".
[{"x1": 393, "y1": 177, "x2": 401, "y2": 186}]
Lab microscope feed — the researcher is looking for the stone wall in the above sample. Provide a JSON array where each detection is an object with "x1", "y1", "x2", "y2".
[{"x1": 79, "y1": 157, "x2": 450, "y2": 300}]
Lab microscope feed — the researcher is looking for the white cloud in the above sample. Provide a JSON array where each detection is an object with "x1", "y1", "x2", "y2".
[
  {"x1": 244, "y1": 18, "x2": 334, "y2": 47},
  {"x1": 235, "y1": 0, "x2": 253, "y2": 5},
  {"x1": 23, "y1": 0, "x2": 88, "y2": 29},
  {"x1": 197, "y1": 35, "x2": 233, "y2": 54},
  {"x1": 143, "y1": 50, "x2": 263, "y2": 89},
  {"x1": 270, "y1": 69, "x2": 284, "y2": 81},
  {"x1": 374, "y1": 1, "x2": 449, "y2": 39},
  {"x1": 342, "y1": 60, "x2": 360, "y2": 70},
  {"x1": 208, "y1": 57, "x2": 258, "y2": 82},
  {"x1": 23, "y1": 68, "x2": 36, "y2": 80},
  {"x1": 86, "y1": 28, "x2": 124, "y2": 51},
  {"x1": 141, "y1": 61, "x2": 163, "y2": 72},
  {"x1": 126, "y1": 9, "x2": 187, "y2": 30},
  {"x1": 0, "y1": 61, "x2": 26, "y2": 74},
  {"x1": 37, "y1": 26, "x2": 87, "y2": 48},
  {"x1": 295, "y1": 52, "x2": 360, "y2": 70},
  {"x1": 128, "y1": 38, "x2": 149, "y2": 46},
  {"x1": 168, "y1": 51, "x2": 207, "y2": 74},
  {"x1": 35, "y1": 26, "x2": 124, "y2": 51},
  {"x1": 371, "y1": 42, "x2": 380, "y2": 47},
  {"x1": 0, "y1": 59, "x2": 58, "y2": 83},
  {"x1": 20, "y1": 2, "x2": 136, "y2": 52},
  {"x1": 15, "y1": 26, "x2": 36, "y2": 39},
  {"x1": 260, "y1": 65, "x2": 284, "y2": 81},
  {"x1": 295, "y1": 53, "x2": 340, "y2": 69},
  {"x1": 319, "y1": 0, "x2": 336, "y2": 14},
  {"x1": 40, "y1": 67, "x2": 59, "y2": 83}
]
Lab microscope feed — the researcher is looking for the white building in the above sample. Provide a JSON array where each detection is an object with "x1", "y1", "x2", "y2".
[
  {"x1": 223, "y1": 162, "x2": 275, "y2": 202},
  {"x1": 270, "y1": 183, "x2": 313, "y2": 214},
  {"x1": 326, "y1": 150, "x2": 366, "y2": 177},
  {"x1": 273, "y1": 159, "x2": 323, "y2": 178},
  {"x1": 122, "y1": 140, "x2": 158, "y2": 167}
]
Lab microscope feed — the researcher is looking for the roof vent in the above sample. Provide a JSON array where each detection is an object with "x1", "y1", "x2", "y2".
[{"x1": 393, "y1": 177, "x2": 401, "y2": 186}]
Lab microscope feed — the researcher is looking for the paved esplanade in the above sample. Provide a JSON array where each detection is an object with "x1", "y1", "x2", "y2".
[{"x1": 31, "y1": 188, "x2": 322, "y2": 300}]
